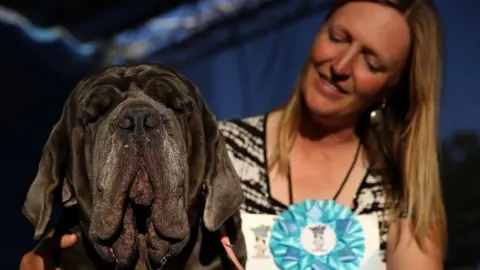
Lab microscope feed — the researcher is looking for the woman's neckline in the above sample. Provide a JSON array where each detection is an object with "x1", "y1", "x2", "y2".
[{"x1": 260, "y1": 111, "x2": 368, "y2": 211}]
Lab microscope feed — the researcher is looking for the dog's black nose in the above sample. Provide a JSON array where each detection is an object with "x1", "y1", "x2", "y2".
[{"x1": 118, "y1": 107, "x2": 160, "y2": 133}]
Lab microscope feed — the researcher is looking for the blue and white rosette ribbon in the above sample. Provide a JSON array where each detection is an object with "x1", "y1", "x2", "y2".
[{"x1": 269, "y1": 199, "x2": 365, "y2": 270}]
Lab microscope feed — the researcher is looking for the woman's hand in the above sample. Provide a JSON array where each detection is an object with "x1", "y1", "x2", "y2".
[{"x1": 19, "y1": 232, "x2": 78, "y2": 270}]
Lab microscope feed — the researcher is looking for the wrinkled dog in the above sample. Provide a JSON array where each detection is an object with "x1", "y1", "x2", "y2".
[{"x1": 22, "y1": 64, "x2": 246, "y2": 269}]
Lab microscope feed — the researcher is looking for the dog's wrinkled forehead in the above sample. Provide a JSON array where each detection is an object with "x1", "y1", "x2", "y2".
[{"x1": 76, "y1": 64, "x2": 196, "y2": 123}]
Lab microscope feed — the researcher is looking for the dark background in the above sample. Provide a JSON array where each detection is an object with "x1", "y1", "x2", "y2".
[{"x1": 0, "y1": 0, "x2": 478, "y2": 269}]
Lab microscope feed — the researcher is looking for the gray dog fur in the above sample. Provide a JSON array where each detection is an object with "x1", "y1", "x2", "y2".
[{"x1": 22, "y1": 63, "x2": 247, "y2": 269}]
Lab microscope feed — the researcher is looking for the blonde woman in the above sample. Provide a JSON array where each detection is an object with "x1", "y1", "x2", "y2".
[{"x1": 21, "y1": 0, "x2": 446, "y2": 269}]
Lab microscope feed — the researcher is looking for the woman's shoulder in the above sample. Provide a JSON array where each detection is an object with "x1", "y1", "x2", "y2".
[
  {"x1": 218, "y1": 114, "x2": 267, "y2": 142},
  {"x1": 217, "y1": 114, "x2": 268, "y2": 177}
]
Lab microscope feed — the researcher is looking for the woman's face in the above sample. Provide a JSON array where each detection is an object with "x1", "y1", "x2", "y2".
[{"x1": 302, "y1": 1, "x2": 411, "y2": 124}]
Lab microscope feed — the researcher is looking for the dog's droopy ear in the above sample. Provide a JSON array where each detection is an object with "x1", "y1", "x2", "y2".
[
  {"x1": 201, "y1": 106, "x2": 244, "y2": 232},
  {"x1": 167, "y1": 67, "x2": 243, "y2": 232},
  {"x1": 22, "y1": 108, "x2": 73, "y2": 240}
]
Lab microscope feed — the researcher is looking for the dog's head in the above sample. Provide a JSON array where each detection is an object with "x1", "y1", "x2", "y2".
[{"x1": 22, "y1": 63, "x2": 244, "y2": 267}]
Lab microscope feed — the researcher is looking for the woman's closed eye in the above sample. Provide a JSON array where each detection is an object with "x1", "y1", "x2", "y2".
[
  {"x1": 328, "y1": 27, "x2": 348, "y2": 43},
  {"x1": 364, "y1": 55, "x2": 384, "y2": 73}
]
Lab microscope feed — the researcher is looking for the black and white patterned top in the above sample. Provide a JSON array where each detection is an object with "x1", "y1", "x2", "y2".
[{"x1": 218, "y1": 114, "x2": 390, "y2": 265}]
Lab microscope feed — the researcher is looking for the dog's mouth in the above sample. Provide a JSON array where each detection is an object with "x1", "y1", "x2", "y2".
[
  {"x1": 89, "y1": 161, "x2": 190, "y2": 269},
  {"x1": 131, "y1": 203, "x2": 150, "y2": 235},
  {"x1": 101, "y1": 203, "x2": 174, "y2": 270},
  {"x1": 128, "y1": 163, "x2": 154, "y2": 237}
]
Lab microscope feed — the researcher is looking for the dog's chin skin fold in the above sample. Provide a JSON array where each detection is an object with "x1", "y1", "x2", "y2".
[{"x1": 111, "y1": 206, "x2": 138, "y2": 267}]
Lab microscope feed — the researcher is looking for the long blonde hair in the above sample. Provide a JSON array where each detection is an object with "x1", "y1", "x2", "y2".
[{"x1": 270, "y1": 0, "x2": 447, "y2": 252}]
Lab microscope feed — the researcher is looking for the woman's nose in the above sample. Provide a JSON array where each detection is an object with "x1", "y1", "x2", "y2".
[{"x1": 331, "y1": 47, "x2": 357, "y2": 80}]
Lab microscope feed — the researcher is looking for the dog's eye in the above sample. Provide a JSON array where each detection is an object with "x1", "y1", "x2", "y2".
[
  {"x1": 148, "y1": 81, "x2": 194, "y2": 118},
  {"x1": 81, "y1": 86, "x2": 118, "y2": 123},
  {"x1": 171, "y1": 97, "x2": 193, "y2": 119}
]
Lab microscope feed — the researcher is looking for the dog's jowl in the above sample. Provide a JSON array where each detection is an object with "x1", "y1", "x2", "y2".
[{"x1": 22, "y1": 64, "x2": 247, "y2": 270}]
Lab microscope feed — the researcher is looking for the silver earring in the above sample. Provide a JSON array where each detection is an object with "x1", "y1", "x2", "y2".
[{"x1": 370, "y1": 101, "x2": 386, "y2": 125}]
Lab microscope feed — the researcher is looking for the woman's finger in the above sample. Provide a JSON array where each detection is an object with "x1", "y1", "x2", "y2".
[{"x1": 59, "y1": 234, "x2": 78, "y2": 249}]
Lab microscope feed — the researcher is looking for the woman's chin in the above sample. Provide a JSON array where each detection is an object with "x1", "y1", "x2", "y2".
[{"x1": 304, "y1": 99, "x2": 340, "y2": 119}]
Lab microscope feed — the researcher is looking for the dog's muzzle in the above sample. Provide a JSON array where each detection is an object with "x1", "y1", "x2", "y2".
[{"x1": 87, "y1": 103, "x2": 191, "y2": 268}]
